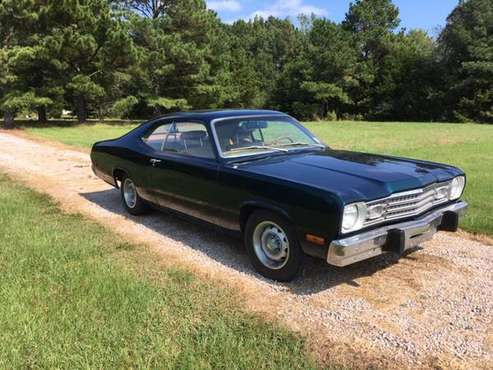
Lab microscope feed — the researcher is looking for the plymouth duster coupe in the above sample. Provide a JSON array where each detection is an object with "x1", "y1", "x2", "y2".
[{"x1": 91, "y1": 109, "x2": 468, "y2": 281}]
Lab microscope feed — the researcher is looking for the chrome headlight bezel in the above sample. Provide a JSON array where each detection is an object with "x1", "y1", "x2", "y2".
[
  {"x1": 449, "y1": 176, "x2": 466, "y2": 200},
  {"x1": 341, "y1": 202, "x2": 367, "y2": 234}
]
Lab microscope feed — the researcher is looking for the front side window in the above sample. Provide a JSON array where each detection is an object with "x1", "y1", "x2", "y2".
[
  {"x1": 143, "y1": 121, "x2": 215, "y2": 159},
  {"x1": 213, "y1": 116, "x2": 323, "y2": 158}
]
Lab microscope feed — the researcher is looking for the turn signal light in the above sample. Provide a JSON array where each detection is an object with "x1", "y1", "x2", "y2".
[{"x1": 306, "y1": 234, "x2": 326, "y2": 246}]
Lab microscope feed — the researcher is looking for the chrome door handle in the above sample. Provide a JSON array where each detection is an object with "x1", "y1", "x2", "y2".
[{"x1": 149, "y1": 158, "x2": 162, "y2": 166}]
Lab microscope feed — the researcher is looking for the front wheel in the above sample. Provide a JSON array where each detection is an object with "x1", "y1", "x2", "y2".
[
  {"x1": 120, "y1": 175, "x2": 150, "y2": 215},
  {"x1": 244, "y1": 210, "x2": 303, "y2": 281}
]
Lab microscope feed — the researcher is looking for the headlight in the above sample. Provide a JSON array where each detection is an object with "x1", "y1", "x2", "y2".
[
  {"x1": 449, "y1": 176, "x2": 465, "y2": 200},
  {"x1": 342, "y1": 202, "x2": 367, "y2": 233}
]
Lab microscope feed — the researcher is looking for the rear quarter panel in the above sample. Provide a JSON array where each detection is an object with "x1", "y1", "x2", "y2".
[{"x1": 91, "y1": 138, "x2": 149, "y2": 190}]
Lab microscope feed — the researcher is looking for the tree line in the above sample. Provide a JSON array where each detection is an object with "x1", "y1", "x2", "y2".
[{"x1": 0, "y1": 0, "x2": 491, "y2": 127}]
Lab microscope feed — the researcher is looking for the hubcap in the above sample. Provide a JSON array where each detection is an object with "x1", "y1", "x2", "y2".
[
  {"x1": 123, "y1": 178, "x2": 137, "y2": 208},
  {"x1": 252, "y1": 221, "x2": 290, "y2": 270}
]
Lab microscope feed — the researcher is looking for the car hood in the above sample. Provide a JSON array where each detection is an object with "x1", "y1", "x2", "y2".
[{"x1": 235, "y1": 149, "x2": 463, "y2": 204}]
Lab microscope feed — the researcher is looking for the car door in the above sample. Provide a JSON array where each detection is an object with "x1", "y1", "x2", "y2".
[{"x1": 141, "y1": 120, "x2": 234, "y2": 228}]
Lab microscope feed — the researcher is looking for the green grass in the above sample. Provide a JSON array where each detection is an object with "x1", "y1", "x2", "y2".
[
  {"x1": 26, "y1": 123, "x2": 137, "y2": 148},
  {"x1": 25, "y1": 120, "x2": 493, "y2": 237},
  {"x1": 305, "y1": 121, "x2": 493, "y2": 237},
  {"x1": 0, "y1": 173, "x2": 317, "y2": 369}
]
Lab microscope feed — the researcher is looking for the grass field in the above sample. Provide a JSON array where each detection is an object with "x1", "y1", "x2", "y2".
[
  {"x1": 25, "y1": 121, "x2": 493, "y2": 237},
  {"x1": 0, "y1": 173, "x2": 316, "y2": 368}
]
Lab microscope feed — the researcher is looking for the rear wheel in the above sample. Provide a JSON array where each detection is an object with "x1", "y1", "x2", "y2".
[
  {"x1": 120, "y1": 175, "x2": 150, "y2": 215},
  {"x1": 245, "y1": 210, "x2": 303, "y2": 281}
]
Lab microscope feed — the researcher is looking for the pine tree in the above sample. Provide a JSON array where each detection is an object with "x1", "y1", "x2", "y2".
[
  {"x1": 342, "y1": 0, "x2": 401, "y2": 118},
  {"x1": 125, "y1": 0, "x2": 226, "y2": 115},
  {"x1": 439, "y1": 0, "x2": 493, "y2": 123},
  {"x1": 39, "y1": 0, "x2": 137, "y2": 122},
  {"x1": 0, "y1": 0, "x2": 55, "y2": 127},
  {"x1": 112, "y1": 0, "x2": 175, "y2": 19}
]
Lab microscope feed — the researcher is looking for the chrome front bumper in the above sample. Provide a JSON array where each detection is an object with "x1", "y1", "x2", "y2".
[{"x1": 327, "y1": 201, "x2": 468, "y2": 267}]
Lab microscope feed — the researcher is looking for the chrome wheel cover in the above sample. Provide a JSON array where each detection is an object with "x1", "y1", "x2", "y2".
[
  {"x1": 253, "y1": 221, "x2": 290, "y2": 270},
  {"x1": 123, "y1": 178, "x2": 137, "y2": 209}
]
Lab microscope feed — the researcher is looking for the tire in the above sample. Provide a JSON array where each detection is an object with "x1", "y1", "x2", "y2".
[
  {"x1": 244, "y1": 210, "x2": 303, "y2": 282},
  {"x1": 120, "y1": 175, "x2": 150, "y2": 216}
]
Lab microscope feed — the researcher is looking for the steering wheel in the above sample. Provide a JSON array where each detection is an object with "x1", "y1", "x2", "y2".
[{"x1": 269, "y1": 136, "x2": 294, "y2": 145}]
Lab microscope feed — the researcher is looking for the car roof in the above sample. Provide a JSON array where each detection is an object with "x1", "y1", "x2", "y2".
[{"x1": 153, "y1": 109, "x2": 288, "y2": 124}]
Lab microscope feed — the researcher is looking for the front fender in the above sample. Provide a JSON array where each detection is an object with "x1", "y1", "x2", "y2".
[
  {"x1": 239, "y1": 199, "x2": 293, "y2": 232},
  {"x1": 238, "y1": 189, "x2": 342, "y2": 260}
]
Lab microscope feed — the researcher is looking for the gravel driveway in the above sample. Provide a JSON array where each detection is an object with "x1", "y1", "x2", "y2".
[{"x1": 0, "y1": 131, "x2": 491, "y2": 369}]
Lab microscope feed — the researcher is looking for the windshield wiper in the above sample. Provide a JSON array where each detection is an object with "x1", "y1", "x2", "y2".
[
  {"x1": 227, "y1": 145, "x2": 288, "y2": 153},
  {"x1": 277, "y1": 142, "x2": 325, "y2": 148}
]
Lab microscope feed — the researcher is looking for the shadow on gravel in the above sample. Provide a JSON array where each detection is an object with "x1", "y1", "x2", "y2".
[{"x1": 81, "y1": 188, "x2": 421, "y2": 295}]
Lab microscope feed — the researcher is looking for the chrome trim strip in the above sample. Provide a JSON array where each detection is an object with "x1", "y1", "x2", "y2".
[{"x1": 327, "y1": 201, "x2": 468, "y2": 267}]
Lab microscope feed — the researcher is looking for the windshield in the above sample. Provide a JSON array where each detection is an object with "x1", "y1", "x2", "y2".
[{"x1": 213, "y1": 116, "x2": 323, "y2": 158}]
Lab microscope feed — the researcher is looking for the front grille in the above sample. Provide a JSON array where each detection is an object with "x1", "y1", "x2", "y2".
[{"x1": 364, "y1": 182, "x2": 451, "y2": 227}]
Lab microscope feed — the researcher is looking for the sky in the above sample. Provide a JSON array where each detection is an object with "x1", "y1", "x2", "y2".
[{"x1": 206, "y1": 0, "x2": 459, "y2": 33}]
